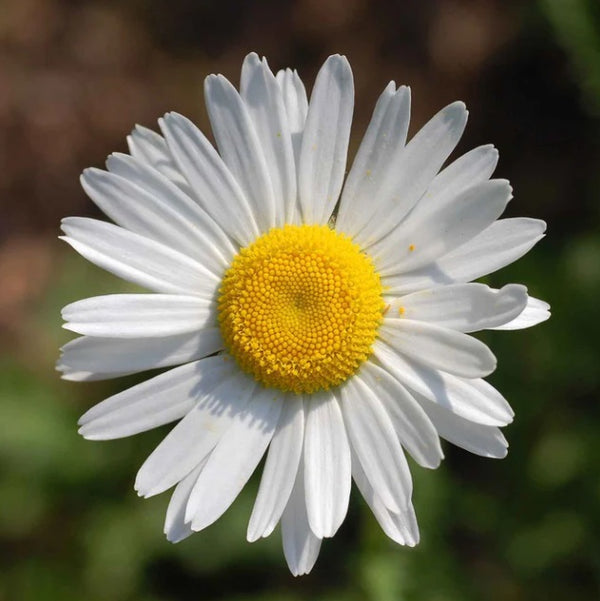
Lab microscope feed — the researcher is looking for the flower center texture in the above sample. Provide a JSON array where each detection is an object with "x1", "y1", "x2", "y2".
[{"x1": 218, "y1": 225, "x2": 384, "y2": 394}]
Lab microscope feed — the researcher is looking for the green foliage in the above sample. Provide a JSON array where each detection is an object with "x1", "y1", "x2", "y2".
[{"x1": 540, "y1": 0, "x2": 600, "y2": 114}]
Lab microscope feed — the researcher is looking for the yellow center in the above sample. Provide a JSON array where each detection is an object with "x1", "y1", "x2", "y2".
[{"x1": 218, "y1": 225, "x2": 384, "y2": 394}]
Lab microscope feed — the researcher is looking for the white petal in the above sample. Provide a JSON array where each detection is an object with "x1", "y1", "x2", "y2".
[
  {"x1": 247, "y1": 396, "x2": 304, "y2": 541},
  {"x1": 352, "y1": 101, "x2": 468, "y2": 247},
  {"x1": 415, "y1": 395, "x2": 508, "y2": 459},
  {"x1": 159, "y1": 112, "x2": 259, "y2": 246},
  {"x1": 298, "y1": 55, "x2": 354, "y2": 224},
  {"x1": 135, "y1": 371, "x2": 256, "y2": 498},
  {"x1": 386, "y1": 218, "x2": 546, "y2": 295},
  {"x1": 276, "y1": 68, "x2": 308, "y2": 171},
  {"x1": 492, "y1": 296, "x2": 550, "y2": 330},
  {"x1": 81, "y1": 167, "x2": 224, "y2": 273},
  {"x1": 372, "y1": 179, "x2": 512, "y2": 275},
  {"x1": 58, "y1": 369, "x2": 132, "y2": 382},
  {"x1": 58, "y1": 330, "x2": 223, "y2": 379},
  {"x1": 204, "y1": 74, "x2": 277, "y2": 232},
  {"x1": 373, "y1": 340, "x2": 513, "y2": 426},
  {"x1": 425, "y1": 144, "x2": 498, "y2": 201},
  {"x1": 337, "y1": 82, "x2": 410, "y2": 236},
  {"x1": 78, "y1": 356, "x2": 234, "y2": 440},
  {"x1": 351, "y1": 451, "x2": 419, "y2": 546},
  {"x1": 380, "y1": 319, "x2": 497, "y2": 378},
  {"x1": 187, "y1": 387, "x2": 283, "y2": 530},
  {"x1": 340, "y1": 377, "x2": 411, "y2": 511},
  {"x1": 360, "y1": 362, "x2": 443, "y2": 469},
  {"x1": 303, "y1": 390, "x2": 351, "y2": 538},
  {"x1": 281, "y1": 460, "x2": 322, "y2": 576},
  {"x1": 241, "y1": 53, "x2": 297, "y2": 225},
  {"x1": 62, "y1": 294, "x2": 216, "y2": 338},
  {"x1": 164, "y1": 460, "x2": 207, "y2": 543},
  {"x1": 60, "y1": 218, "x2": 218, "y2": 297},
  {"x1": 104, "y1": 152, "x2": 237, "y2": 269},
  {"x1": 127, "y1": 125, "x2": 193, "y2": 194},
  {"x1": 386, "y1": 283, "x2": 528, "y2": 333}
]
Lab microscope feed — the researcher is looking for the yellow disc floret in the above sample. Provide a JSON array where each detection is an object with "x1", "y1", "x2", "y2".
[{"x1": 218, "y1": 225, "x2": 384, "y2": 394}]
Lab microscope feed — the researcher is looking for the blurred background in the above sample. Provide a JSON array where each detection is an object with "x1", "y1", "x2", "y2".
[{"x1": 1, "y1": 0, "x2": 599, "y2": 599}]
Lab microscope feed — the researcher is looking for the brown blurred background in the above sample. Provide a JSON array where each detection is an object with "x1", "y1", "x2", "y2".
[{"x1": 1, "y1": 1, "x2": 599, "y2": 600}]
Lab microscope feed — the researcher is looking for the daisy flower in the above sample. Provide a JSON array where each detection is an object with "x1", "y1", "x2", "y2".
[{"x1": 59, "y1": 53, "x2": 549, "y2": 576}]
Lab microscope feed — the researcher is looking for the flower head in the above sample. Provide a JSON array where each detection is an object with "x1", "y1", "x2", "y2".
[{"x1": 59, "y1": 53, "x2": 549, "y2": 575}]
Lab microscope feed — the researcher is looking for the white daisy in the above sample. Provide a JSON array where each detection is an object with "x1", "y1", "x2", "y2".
[{"x1": 59, "y1": 53, "x2": 549, "y2": 576}]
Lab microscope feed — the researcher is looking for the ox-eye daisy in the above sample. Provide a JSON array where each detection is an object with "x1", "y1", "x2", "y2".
[{"x1": 59, "y1": 53, "x2": 549, "y2": 575}]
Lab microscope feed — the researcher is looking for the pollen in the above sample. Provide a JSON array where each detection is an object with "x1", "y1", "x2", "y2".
[{"x1": 218, "y1": 225, "x2": 384, "y2": 394}]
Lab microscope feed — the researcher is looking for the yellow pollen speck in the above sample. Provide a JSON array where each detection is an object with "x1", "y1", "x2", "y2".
[
  {"x1": 218, "y1": 224, "x2": 384, "y2": 394},
  {"x1": 408, "y1": 244, "x2": 415, "y2": 252},
  {"x1": 398, "y1": 306, "x2": 405, "y2": 316}
]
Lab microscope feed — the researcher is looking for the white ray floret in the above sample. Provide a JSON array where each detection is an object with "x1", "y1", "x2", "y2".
[{"x1": 247, "y1": 398, "x2": 305, "y2": 541}]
